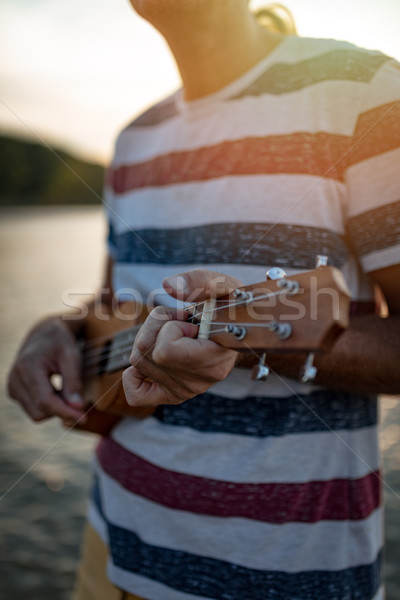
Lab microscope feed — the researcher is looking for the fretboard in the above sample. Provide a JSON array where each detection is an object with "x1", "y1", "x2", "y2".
[{"x1": 106, "y1": 325, "x2": 141, "y2": 373}]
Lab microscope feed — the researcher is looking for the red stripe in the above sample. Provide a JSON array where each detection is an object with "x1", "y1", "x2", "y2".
[
  {"x1": 97, "y1": 437, "x2": 381, "y2": 523},
  {"x1": 109, "y1": 133, "x2": 351, "y2": 193},
  {"x1": 348, "y1": 101, "x2": 400, "y2": 166}
]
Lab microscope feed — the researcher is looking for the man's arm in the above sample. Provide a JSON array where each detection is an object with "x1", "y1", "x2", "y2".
[
  {"x1": 263, "y1": 264, "x2": 400, "y2": 394},
  {"x1": 313, "y1": 264, "x2": 400, "y2": 394}
]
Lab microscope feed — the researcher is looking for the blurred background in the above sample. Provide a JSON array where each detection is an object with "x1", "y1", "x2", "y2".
[{"x1": 0, "y1": 0, "x2": 399, "y2": 598}]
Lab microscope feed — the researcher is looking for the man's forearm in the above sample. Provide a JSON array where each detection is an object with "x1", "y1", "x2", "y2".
[{"x1": 236, "y1": 315, "x2": 400, "y2": 395}]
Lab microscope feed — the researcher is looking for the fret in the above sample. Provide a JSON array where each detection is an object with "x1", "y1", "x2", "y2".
[{"x1": 106, "y1": 326, "x2": 140, "y2": 373}]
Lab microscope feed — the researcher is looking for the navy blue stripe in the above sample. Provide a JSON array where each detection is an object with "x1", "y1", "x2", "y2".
[
  {"x1": 109, "y1": 222, "x2": 349, "y2": 269},
  {"x1": 92, "y1": 479, "x2": 381, "y2": 600},
  {"x1": 232, "y1": 50, "x2": 389, "y2": 98},
  {"x1": 154, "y1": 390, "x2": 377, "y2": 437}
]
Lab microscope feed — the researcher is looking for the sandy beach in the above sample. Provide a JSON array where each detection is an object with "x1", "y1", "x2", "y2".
[{"x1": 1, "y1": 206, "x2": 399, "y2": 599}]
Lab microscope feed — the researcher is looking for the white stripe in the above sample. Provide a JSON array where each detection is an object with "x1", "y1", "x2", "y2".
[
  {"x1": 93, "y1": 463, "x2": 383, "y2": 573},
  {"x1": 346, "y1": 148, "x2": 400, "y2": 217},
  {"x1": 112, "y1": 262, "x2": 293, "y2": 305},
  {"x1": 107, "y1": 175, "x2": 346, "y2": 234},
  {"x1": 362, "y1": 245, "x2": 400, "y2": 273},
  {"x1": 113, "y1": 80, "x2": 370, "y2": 165},
  {"x1": 111, "y1": 262, "x2": 328, "y2": 299},
  {"x1": 111, "y1": 418, "x2": 379, "y2": 483}
]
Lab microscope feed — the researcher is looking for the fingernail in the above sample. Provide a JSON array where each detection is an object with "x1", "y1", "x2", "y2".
[
  {"x1": 68, "y1": 392, "x2": 84, "y2": 405},
  {"x1": 164, "y1": 274, "x2": 188, "y2": 294}
]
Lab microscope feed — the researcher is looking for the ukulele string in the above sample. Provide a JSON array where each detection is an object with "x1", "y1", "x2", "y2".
[
  {"x1": 82, "y1": 292, "x2": 287, "y2": 373},
  {"x1": 188, "y1": 288, "x2": 288, "y2": 320},
  {"x1": 82, "y1": 318, "x2": 279, "y2": 375},
  {"x1": 81, "y1": 325, "x2": 142, "y2": 361},
  {"x1": 82, "y1": 292, "x2": 253, "y2": 364}
]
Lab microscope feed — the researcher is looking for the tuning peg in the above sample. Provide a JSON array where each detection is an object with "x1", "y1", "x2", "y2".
[
  {"x1": 316, "y1": 255, "x2": 328, "y2": 268},
  {"x1": 300, "y1": 353, "x2": 317, "y2": 383},
  {"x1": 251, "y1": 352, "x2": 270, "y2": 381},
  {"x1": 266, "y1": 267, "x2": 287, "y2": 281}
]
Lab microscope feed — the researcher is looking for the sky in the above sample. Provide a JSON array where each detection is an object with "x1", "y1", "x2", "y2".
[{"x1": 1, "y1": 0, "x2": 400, "y2": 165}]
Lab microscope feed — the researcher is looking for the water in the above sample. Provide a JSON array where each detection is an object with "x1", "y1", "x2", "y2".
[
  {"x1": 0, "y1": 206, "x2": 399, "y2": 599},
  {"x1": 0, "y1": 207, "x2": 104, "y2": 599}
]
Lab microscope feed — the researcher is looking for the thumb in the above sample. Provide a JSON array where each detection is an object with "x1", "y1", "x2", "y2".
[{"x1": 163, "y1": 269, "x2": 243, "y2": 302}]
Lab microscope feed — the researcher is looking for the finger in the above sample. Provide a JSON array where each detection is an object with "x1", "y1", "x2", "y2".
[
  {"x1": 122, "y1": 366, "x2": 169, "y2": 407},
  {"x1": 163, "y1": 269, "x2": 243, "y2": 302},
  {"x1": 61, "y1": 412, "x2": 90, "y2": 429},
  {"x1": 132, "y1": 305, "x2": 187, "y2": 367},
  {"x1": 9, "y1": 384, "x2": 49, "y2": 422},
  {"x1": 8, "y1": 360, "x2": 85, "y2": 422},
  {"x1": 152, "y1": 320, "x2": 229, "y2": 371},
  {"x1": 17, "y1": 383, "x2": 87, "y2": 423},
  {"x1": 42, "y1": 388, "x2": 88, "y2": 422},
  {"x1": 21, "y1": 361, "x2": 87, "y2": 421}
]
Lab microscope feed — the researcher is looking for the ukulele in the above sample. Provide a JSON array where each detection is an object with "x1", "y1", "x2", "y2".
[{"x1": 73, "y1": 261, "x2": 350, "y2": 435}]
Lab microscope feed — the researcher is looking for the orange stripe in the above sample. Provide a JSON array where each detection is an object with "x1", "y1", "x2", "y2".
[
  {"x1": 109, "y1": 133, "x2": 351, "y2": 193},
  {"x1": 348, "y1": 101, "x2": 400, "y2": 166}
]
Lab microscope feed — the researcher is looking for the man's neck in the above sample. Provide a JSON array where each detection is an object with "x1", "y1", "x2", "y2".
[{"x1": 146, "y1": 4, "x2": 282, "y2": 100}]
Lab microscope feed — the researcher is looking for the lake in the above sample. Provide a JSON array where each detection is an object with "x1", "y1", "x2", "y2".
[{"x1": 0, "y1": 206, "x2": 399, "y2": 599}]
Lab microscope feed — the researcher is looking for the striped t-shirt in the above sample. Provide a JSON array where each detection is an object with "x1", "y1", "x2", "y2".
[{"x1": 90, "y1": 35, "x2": 400, "y2": 600}]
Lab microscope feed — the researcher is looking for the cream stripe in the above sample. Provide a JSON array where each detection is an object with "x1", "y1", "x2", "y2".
[
  {"x1": 107, "y1": 175, "x2": 345, "y2": 234},
  {"x1": 112, "y1": 262, "x2": 290, "y2": 302},
  {"x1": 362, "y1": 245, "x2": 400, "y2": 273},
  {"x1": 356, "y1": 58, "x2": 400, "y2": 113},
  {"x1": 111, "y1": 259, "x2": 373, "y2": 308},
  {"x1": 346, "y1": 148, "x2": 400, "y2": 217},
  {"x1": 111, "y1": 418, "x2": 379, "y2": 483}
]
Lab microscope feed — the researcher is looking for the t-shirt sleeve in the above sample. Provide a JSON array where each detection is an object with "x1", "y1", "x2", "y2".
[{"x1": 344, "y1": 57, "x2": 400, "y2": 273}]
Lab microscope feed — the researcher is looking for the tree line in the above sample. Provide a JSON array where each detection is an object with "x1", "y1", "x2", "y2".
[{"x1": 0, "y1": 135, "x2": 104, "y2": 205}]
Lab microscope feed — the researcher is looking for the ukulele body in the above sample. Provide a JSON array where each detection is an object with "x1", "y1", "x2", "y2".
[{"x1": 74, "y1": 301, "x2": 153, "y2": 435}]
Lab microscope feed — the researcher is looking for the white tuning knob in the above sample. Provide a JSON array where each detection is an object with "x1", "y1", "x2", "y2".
[
  {"x1": 316, "y1": 255, "x2": 328, "y2": 268},
  {"x1": 300, "y1": 353, "x2": 317, "y2": 383},
  {"x1": 266, "y1": 267, "x2": 287, "y2": 281},
  {"x1": 251, "y1": 353, "x2": 270, "y2": 381}
]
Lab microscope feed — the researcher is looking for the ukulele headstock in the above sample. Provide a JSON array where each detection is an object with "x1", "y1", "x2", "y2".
[{"x1": 186, "y1": 258, "x2": 351, "y2": 380}]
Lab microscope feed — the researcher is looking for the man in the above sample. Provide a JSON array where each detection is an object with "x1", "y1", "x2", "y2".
[{"x1": 8, "y1": 1, "x2": 400, "y2": 598}]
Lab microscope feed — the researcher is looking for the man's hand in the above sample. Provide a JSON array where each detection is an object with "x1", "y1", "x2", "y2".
[
  {"x1": 122, "y1": 269, "x2": 242, "y2": 407},
  {"x1": 7, "y1": 317, "x2": 87, "y2": 427}
]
